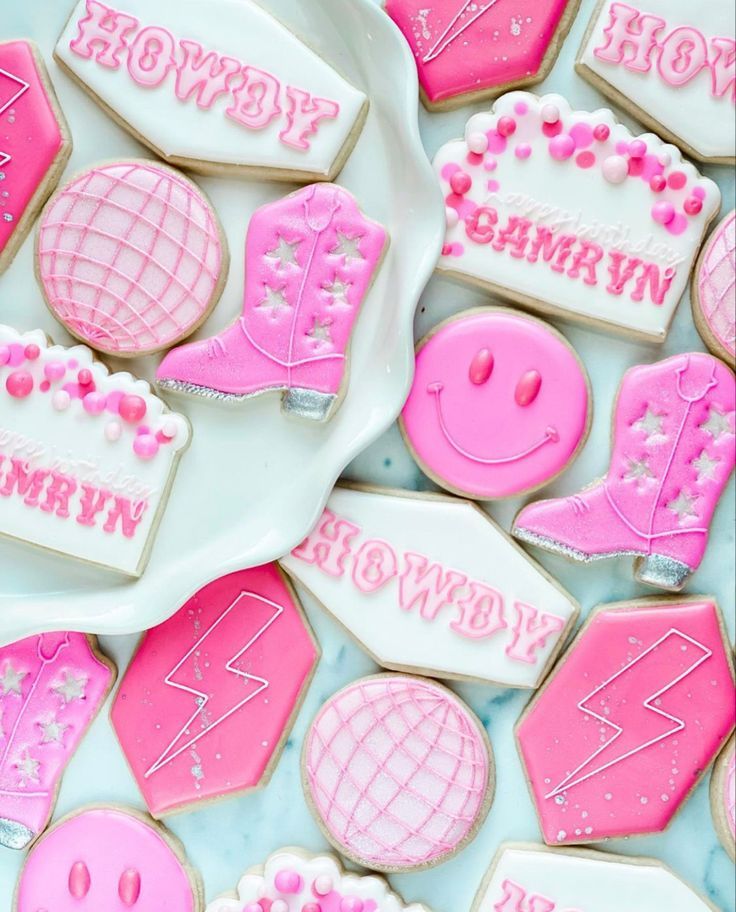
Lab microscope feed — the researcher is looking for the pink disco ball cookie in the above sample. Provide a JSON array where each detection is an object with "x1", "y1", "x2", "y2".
[
  {"x1": 37, "y1": 161, "x2": 226, "y2": 357},
  {"x1": 303, "y1": 674, "x2": 494, "y2": 872}
]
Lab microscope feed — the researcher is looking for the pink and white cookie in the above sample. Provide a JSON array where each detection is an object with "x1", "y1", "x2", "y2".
[
  {"x1": 435, "y1": 92, "x2": 721, "y2": 341},
  {"x1": 513, "y1": 352, "x2": 736, "y2": 591},
  {"x1": 577, "y1": 0, "x2": 736, "y2": 164},
  {"x1": 399, "y1": 309, "x2": 591, "y2": 500},
  {"x1": 55, "y1": 0, "x2": 368, "y2": 181},
  {"x1": 111, "y1": 564, "x2": 319, "y2": 817},
  {"x1": 0, "y1": 41, "x2": 72, "y2": 276},
  {"x1": 303, "y1": 673, "x2": 494, "y2": 872},
  {"x1": 385, "y1": 0, "x2": 581, "y2": 111},
  {"x1": 14, "y1": 805, "x2": 203, "y2": 911},
  {"x1": 692, "y1": 210, "x2": 735, "y2": 365},
  {"x1": 710, "y1": 735, "x2": 736, "y2": 861},
  {"x1": 516, "y1": 597, "x2": 735, "y2": 846},
  {"x1": 0, "y1": 324, "x2": 191, "y2": 576},
  {"x1": 156, "y1": 183, "x2": 388, "y2": 422},
  {"x1": 36, "y1": 160, "x2": 227, "y2": 357},
  {"x1": 0, "y1": 633, "x2": 115, "y2": 849},
  {"x1": 205, "y1": 847, "x2": 432, "y2": 912}
]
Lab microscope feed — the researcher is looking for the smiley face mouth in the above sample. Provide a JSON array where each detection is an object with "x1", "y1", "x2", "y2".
[{"x1": 428, "y1": 382, "x2": 559, "y2": 465}]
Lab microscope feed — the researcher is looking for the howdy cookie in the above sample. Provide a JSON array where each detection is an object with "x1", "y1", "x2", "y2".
[
  {"x1": 0, "y1": 41, "x2": 72, "y2": 277},
  {"x1": 36, "y1": 160, "x2": 228, "y2": 358},
  {"x1": 692, "y1": 210, "x2": 735, "y2": 365},
  {"x1": 516, "y1": 597, "x2": 735, "y2": 846},
  {"x1": 156, "y1": 183, "x2": 388, "y2": 422},
  {"x1": 206, "y1": 847, "x2": 432, "y2": 912},
  {"x1": 577, "y1": 0, "x2": 736, "y2": 165},
  {"x1": 282, "y1": 484, "x2": 578, "y2": 688},
  {"x1": 13, "y1": 804, "x2": 203, "y2": 911},
  {"x1": 513, "y1": 352, "x2": 736, "y2": 591},
  {"x1": 384, "y1": 0, "x2": 581, "y2": 111},
  {"x1": 435, "y1": 91, "x2": 721, "y2": 341},
  {"x1": 111, "y1": 564, "x2": 319, "y2": 818},
  {"x1": 710, "y1": 735, "x2": 736, "y2": 861},
  {"x1": 0, "y1": 632, "x2": 115, "y2": 850},
  {"x1": 399, "y1": 309, "x2": 591, "y2": 500},
  {"x1": 0, "y1": 324, "x2": 191, "y2": 576},
  {"x1": 54, "y1": 0, "x2": 368, "y2": 181},
  {"x1": 302, "y1": 673, "x2": 494, "y2": 873},
  {"x1": 472, "y1": 842, "x2": 720, "y2": 912}
]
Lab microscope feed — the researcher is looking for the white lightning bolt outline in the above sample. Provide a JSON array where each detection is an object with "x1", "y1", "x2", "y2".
[
  {"x1": 144, "y1": 591, "x2": 283, "y2": 778},
  {"x1": 545, "y1": 628, "x2": 711, "y2": 800},
  {"x1": 0, "y1": 152, "x2": 10, "y2": 168},
  {"x1": 422, "y1": 0, "x2": 504, "y2": 63},
  {"x1": 0, "y1": 66, "x2": 30, "y2": 117}
]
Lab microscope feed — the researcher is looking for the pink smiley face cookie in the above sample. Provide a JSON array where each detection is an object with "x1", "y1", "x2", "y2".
[{"x1": 400, "y1": 309, "x2": 591, "y2": 500}]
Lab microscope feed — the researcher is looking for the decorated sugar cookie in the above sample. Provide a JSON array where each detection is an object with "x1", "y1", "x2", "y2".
[
  {"x1": 0, "y1": 633, "x2": 115, "y2": 849},
  {"x1": 14, "y1": 805, "x2": 203, "y2": 911},
  {"x1": 55, "y1": 0, "x2": 368, "y2": 181},
  {"x1": 385, "y1": 0, "x2": 581, "y2": 111},
  {"x1": 283, "y1": 484, "x2": 578, "y2": 688},
  {"x1": 399, "y1": 309, "x2": 591, "y2": 500},
  {"x1": 157, "y1": 183, "x2": 388, "y2": 422},
  {"x1": 0, "y1": 41, "x2": 72, "y2": 276},
  {"x1": 435, "y1": 92, "x2": 721, "y2": 341},
  {"x1": 36, "y1": 160, "x2": 227, "y2": 357},
  {"x1": 710, "y1": 735, "x2": 736, "y2": 861},
  {"x1": 206, "y1": 847, "x2": 431, "y2": 912},
  {"x1": 692, "y1": 211, "x2": 735, "y2": 365},
  {"x1": 472, "y1": 843, "x2": 719, "y2": 912},
  {"x1": 577, "y1": 0, "x2": 736, "y2": 164},
  {"x1": 303, "y1": 673, "x2": 494, "y2": 872},
  {"x1": 111, "y1": 564, "x2": 319, "y2": 818},
  {"x1": 516, "y1": 597, "x2": 735, "y2": 846},
  {"x1": 0, "y1": 324, "x2": 191, "y2": 576}
]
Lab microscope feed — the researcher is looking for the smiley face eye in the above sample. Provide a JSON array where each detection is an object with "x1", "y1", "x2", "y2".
[
  {"x1": 469, "y1": 348, "x2": 494, "y2": 385},
  {"x1": 515, "y1": 370, "x2": 542, "y2": 406},
  {"x1": 119, "y1": 869, "x2": 142, "y2": 906},
  {"x1": 68, "y1": 861, "x2": 91, "y2": 898}
]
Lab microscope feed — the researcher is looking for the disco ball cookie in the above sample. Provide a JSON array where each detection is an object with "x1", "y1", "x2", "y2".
[
  {"x1": 692, "y1": 210, "x2": 735, "y2": 365},
  {"x1": 710, "y1": 734, "x2": 736, "y2": 862},
  {"x1": 36, "y1": 160, "x2": 227, "y2": 357},
  {"x1": 14, "y1": 805, "x2": 203, "y2": 911},
  {"x1": 205, "y1": 847, "x2": 432, "y2": 912},
  {"x1": 302, "y1": 673, "x2": 494, "y2": 873},
  {"x1": 400, "y1": 309, "x2": 591, "y2": 500}
]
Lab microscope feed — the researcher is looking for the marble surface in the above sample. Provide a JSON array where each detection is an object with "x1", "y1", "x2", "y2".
[{"x1": 0, "y1": 0, "x2": 735, "y2": 909}]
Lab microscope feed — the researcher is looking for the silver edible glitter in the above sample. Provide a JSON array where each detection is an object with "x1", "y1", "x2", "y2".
[{"x1": 0, "y1": 817, "x2": 35, "y2": 850}]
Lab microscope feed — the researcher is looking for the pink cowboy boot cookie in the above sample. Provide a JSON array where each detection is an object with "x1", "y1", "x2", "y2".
[
  {"x1": 513, "y1": 352, "x2": 736, "y2": 590},
  {"x1": 157, "y1": 183, "x2": 388, "y2": 422}
]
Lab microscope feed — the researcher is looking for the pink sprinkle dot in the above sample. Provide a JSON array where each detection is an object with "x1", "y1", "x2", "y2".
[
  {"x1": 6, "y1": 370, "x2": 33, "y2": 398},
  {"x1": 0, "y1": 345, "x2": 9, "y2": 366},
  {"x1": 542, "y1": 120, "x2": 563, "y2": 137},
  {"x1": 340, "y1": 900, "x2": 364, "y2": 912},
  {"x1": 450, "y1": 171, "x2": 471, "y2": 195},
  {"x1": 514, "y1": 100, "x2": 528, "y2": 115},
  {"x1": 629, "y1": 139, "x2": 647, "y2": 158},
  {"x1": 44, "y1": 360, "x2": 66, "y2": 382},
  {"x1": 467, "y1": 131, "x2": 489, "y2": 154},
  {"x1": 549, "y1": 134, "x2": 575, "y2": 161},
  {"x1": 83, "y1": 391, "x2": 107, "y2": 415},
  {"x1": 466, "y1": 151, "x2": 483, "y2": 166},
  {"x1": 576, "y1": 151, "x2": 595, "y2": 169},
  {"x1": 133, "y1": 433, "x2": 159, "y2": 460},
  {"x1": 497, "y1": 116, "x2": 516, "y2": 137},
  {"x1": 24, "y1": 343, "x2": 40, "y2": 361},
  {"x1": 649, "y1": 174, "x2": 667, "y2": 193},
  {"x1": 314, "y1": 875, "x2": 334, "y2": 895},
  {"x1": 484, "y1": 158, "x2": 498, "y2": 172},
  {"x1": 105, "y1": 420, "x2": 122, "y2": 442},
  {"x1": 593, "y1": 123, "x2": 611, "y2": 142},
  {"x1": 515, "y1": 143, "x2": 532, "y2": 159},
  {"x1": 77, "y1": 368, "x2": 93, "y2": 387},
  {"x1": 243, "y1": 905, "x2": 264, "y2": 912},
  {"x1": 274, "y1": 870, "x2": 303, "y2": 893},
  {"x1": 652, "y1": 201, "x2": 676, "y2": 225},
  {"x1": 684, "y1": 197, "x2": 703, "y2": 215},
  {"x1": 53, "y1": 390, "x2": 71, "y2": 411},
  {"x1": 668, "y1": 171, "x2": 687, "y2": 190},
  {"x1": 303, "y1": 905, "x2": 322, "y2": 912},
  {"x1": 541, "y1": 103, "x2": 560, "y2": 124},
  {"x1": 446, "y1": 206, "x2": 459, "y2": 229},
  {"x1": 692, "y1": 186, "x2": 706, "y2": 200},
  {"x1": 602, "y1": 154, "x2": 629, "y2": 184},
  {"x1": 119, "y1": 394, "x2": 147, "y2": 423},
  {"x1": 40, "y1": 380, "x2": 50, "y2": 393}
]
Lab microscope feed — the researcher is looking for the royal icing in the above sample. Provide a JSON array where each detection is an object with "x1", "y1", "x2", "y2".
[
  {"x1": 0, "y1": 41, "x2": 70, "y2": 275},
  {"x1": 37, "y1": 161, "x2": 225, "y2": 357},
  {"x1": 0, "y1": 633, "x2": 114, "y2": 849},
  {"x1": 711, "y1": 735, "x2": 736, "y2": 860},
  {"x1": 472, "y1": 844, "x2": 716, "y2": 912},
  {"x1": 385, "y1": 0, "x2": 577, "y2": 107},
  {"x1": 55, "y1": 0, "x2": 367, "y2": 179},
  {"x1": 434, "y1": 92, "x2": 721, "y2": 341},
  {"x1": 513, "y1": 352, "x2": 736, "y2": 591},
  {"x1": 206, "y1": 848, "x2": 430, "y2": 912},
  {"x1": 693, "y1": 210, "x2": 735, "y2": 363},
  {"x1": 156, "y1": 183, "x2": 387, "y2": 422},
  {"x1": 15, "y1": 806, "x2": 200, "y2": 911},
  {"x1": 728, "y1": 747, "x2": 736, "y2": 840},
  {"x1": 304, "y1": 674, "x2": 492, "y2": 872},
  {"x1": 578, "y1": 0, "x2": 736, "y2": 163},
  {"x1": 399, "y1": 309, "x2": 590, "y2": 499},
  {"x1": 516, "y1": 598, "x2": 735, "y2": 845},
  {"x1": 0, "y1": 324, "x2": 190, "y2": 576},
  {"x1": 110, "y1": 564, "x2": 318, "y2": 817},
  {"x1": 282, "y1": 485, "x2": 578, "y2": 687}
]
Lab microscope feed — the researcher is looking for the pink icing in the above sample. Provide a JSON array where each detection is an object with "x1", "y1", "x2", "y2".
[
  {"x1": 37, "y1": 161, "x2": 223, "y2": 356},
  {"x1": 400, "y1": 310, "x2": 590, "y2": 499},
  {"x1": 385, "y1": 0, "x2": 573, "y2": 104},
  {"x1": 111, "y1": 564, "x2": 318, "y2": 817},
  {"x1": 517, "y1": 598, "x2": 736, "y2": 844},
  {"x1": 696, "y1": 210, "x2": 735, "y2": 360},
  {"x1": 727, "y1": 746, "x2": 736, "y2": 838},
  {"x1": 0, "y1": 41, "x2": 67, "y2": 270},
  {"x1": 0, "y1": 633, "x2": 114, "y2": 849},
  {"x1": 304, "y1": 675, "x2": 490, "y2": 870},
  {"x1": 16, "y1": 806, "x2": 198, "y2": 911}
]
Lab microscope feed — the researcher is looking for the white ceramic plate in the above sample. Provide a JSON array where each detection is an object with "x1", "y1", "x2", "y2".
[{"x1": 0, "y1": 0, "x2": 445, "y2": 645}]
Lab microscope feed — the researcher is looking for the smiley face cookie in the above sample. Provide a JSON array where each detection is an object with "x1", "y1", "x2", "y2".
[{"x1": 400, "y1": 308, "x2": 591, "y2": 500}]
